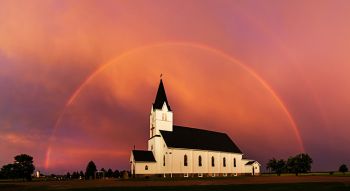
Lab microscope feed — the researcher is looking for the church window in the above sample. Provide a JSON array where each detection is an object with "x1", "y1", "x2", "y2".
[
  {"x1": 184, "y1": 155, "x2": 188, "y2": 166},
  {"x1": 234, "y1": 158, "x2": 237, "y2": 167},
  {"x1": 198, "y1": 156, "x2": 202, "y2": 167},
  {"x1": 145, "y1": 165, "x2": 148, "y2": 170},
  {"x1": 162, "y1": 113, "x2": 167, "y2": 121},
  {"x1": 211, "y1": 156, "x2": 215, "y2": 167},
  {"x1": 163, "y1": 155, "x2": 166, "y2": 166},
  {"x1": 223, "y1": 157, "x2": 226, "y2": 167},
  {"x1": 151, "y1": 125, "x2": 155, "y2": 137}
]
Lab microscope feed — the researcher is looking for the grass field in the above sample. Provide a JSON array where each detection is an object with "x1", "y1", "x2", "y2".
[{"x1": 0, "y1": 175, "x2": 350, "y2": 191}]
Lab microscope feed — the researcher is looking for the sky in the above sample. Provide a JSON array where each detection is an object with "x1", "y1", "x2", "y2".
[{"x1": 1, "y1": 0, "x2": 350, "y2": 174}]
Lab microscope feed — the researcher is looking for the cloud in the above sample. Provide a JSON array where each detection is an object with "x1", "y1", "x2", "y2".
[{"x1": 1, "y1": 0, "x2": 350, "y2": 173}]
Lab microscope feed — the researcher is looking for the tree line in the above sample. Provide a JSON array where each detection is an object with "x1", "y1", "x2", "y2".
[
  {"x1": 65, "y1": 160, "x2": 129, "y2": 180},
  {"x1": 267, "y1": 153, "x2": 313, "y2": 176},
  {"x1": 1, "y1": 153, "x2": 348, "y2": 180},
  {"x1": 267, "y1": 153, "x2": 349, "y2": 176},
  {"x1": 0, "y1": 154, "x2": 129, "y2": 181}
]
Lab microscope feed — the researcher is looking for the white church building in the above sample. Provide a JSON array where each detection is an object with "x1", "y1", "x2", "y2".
[{"x1": 130, "y1": 79, "x2": 260, "y2": 177}]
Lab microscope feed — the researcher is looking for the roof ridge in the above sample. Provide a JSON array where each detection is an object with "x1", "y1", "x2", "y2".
[
  {"x1": 160, "y1": 125, "x2": 242, "y2": 153},
  {"x1": 173, "y1": 124, "x2": 228, "y2": 135}
]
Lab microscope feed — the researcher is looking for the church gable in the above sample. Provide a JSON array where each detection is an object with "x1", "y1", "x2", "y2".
[{"x1": 159, "y1": 125, "x2": 242, "y2": 153}]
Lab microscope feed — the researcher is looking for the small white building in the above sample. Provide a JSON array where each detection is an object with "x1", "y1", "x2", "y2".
[{"x1": 130, "y1": 79, "x2": 260, "y2": 177}]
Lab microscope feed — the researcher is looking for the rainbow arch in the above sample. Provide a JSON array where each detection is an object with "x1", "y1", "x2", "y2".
[{"x1": 45, "y1": 42, "x2": 305, "y2": 169}]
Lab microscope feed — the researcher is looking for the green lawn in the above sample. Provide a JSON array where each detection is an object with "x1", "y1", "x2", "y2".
[
  {"x1": 261, "y1": 172, "x2": 350, "y2": 176},
  {"x1": 0, "y1": 182, "x2": 349, "y2": 191},
  {"x1": 1, "y1": 174, "x2": 350, "y2": 191}
]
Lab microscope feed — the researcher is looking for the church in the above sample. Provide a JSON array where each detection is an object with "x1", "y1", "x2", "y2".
[{"x1": 130, "y1": 79, "x2": 260, "y2": 177}]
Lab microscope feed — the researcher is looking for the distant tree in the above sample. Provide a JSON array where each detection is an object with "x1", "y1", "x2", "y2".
[
  {"x1": 71, "y1": 171, "x2": 77, "y2": 179},
  {"x1": 13, "y1": 154, "x2": 35, "y2": 181},
  {"x1": 85, "y1": 161, "x2": 97, "y2": 180},
  {"x1": 339, "y1": 164, "x2": 348, "y2": 174},
  {"x1": 0, "y1": 154, "x2": 35, "y2": 181},
  {"x1": 266, "y1": 158, "x2": 276, "y2": 173},
  {"x1": 120, "y1": 170, "x2": 128, "y2": 179},
  {"x1": 66, "y1": 172, "x2": 71, "y2": 179},
  {"x1": 267, "y1": 158, "x2": 286, "y2": 176},
  {"x1": 113, "y1": 170, "x2": 120, "y2": 178},
  {"x1": 97, "y1": 168, "x2": 106, "y2": 179},
  {"x1": 79, "y1": 171, "x2": 84, "y2": 179},
  {"x1": 1, "y1": 163, "x2": 16, "y2": 179},
  {"x1": 107, "y1": 168, "x2": 113, "y2": 178},
  {"x1": 287, "y1": 153, "x2": 312, "y2": 176}
]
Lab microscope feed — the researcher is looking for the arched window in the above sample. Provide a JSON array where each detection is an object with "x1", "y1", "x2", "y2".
[
  {"x1": 198, "y1": 155, "x2": 202, "y2": 167},
  {"x1": 145, "y1": 165, "x2": 148, "y2": 170},
  {"x1": 234, "y1": 158, "x2": 236, "y2": 167},
  {"x1": 211, "y1": 156, "x2": 215, "y2": 167},
  {"x1": 162, "y1": 113, "x2": 167, "y2": 121},
  {"x1": 163, "y1": 155, "x2": 166, "y2": 166},
  {"x1": 184, "y1": 155, "x2": 188, "y2": 166},
  {"x1": 223, "y1": 157, "x2": 226, "y2": 167}
]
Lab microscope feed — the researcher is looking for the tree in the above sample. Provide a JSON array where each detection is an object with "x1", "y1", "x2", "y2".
[
  {"x1": 113, "y1": 170, "x2": 120, "y2": 178},
  {"x1": 1, "y1": 164, "x2": 16, "y2": 179},
  {"x1": 71, "y1": 171, "x2": 78, "y2": 179},
  {"x1": 85, "y1": 161, "x2": 97, "y2": 180},
  {"x1": 267, "y1": 158, "x2": 286, "y2": 176},
  {"x1": 0, "y1": 154, "x2": 35, "y2": 180},
  {"x1": 339, "y1": 164, "x2": 348, "y2": 174},
  {"x1": 107, "y1": 168, "x2": 113, "y2": 178},
  {"x1": 66, "y1": 172, "x2": 71, "y2": 179},
  {"x1": 287, "y1": 153, "x2": 312, "y2": 176},
  {"x1": 79, "y1": 171, "x2": 85, "y2": 179},
  {"x1": 13, "y1": 154, "x2": 35, "y2": 181}
]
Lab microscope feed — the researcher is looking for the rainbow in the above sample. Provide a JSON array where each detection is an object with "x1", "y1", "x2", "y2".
[
  {"x1": 236, "y1": 5, "x2": 330, "y2": 129},
  {"x1": 45, "y1": 42, "x2": 305, "y2": 169}
]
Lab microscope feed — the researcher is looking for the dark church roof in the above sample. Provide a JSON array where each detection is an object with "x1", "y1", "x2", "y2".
[
  {"x1": 153, "y1": 79, "x2": 172, "y2": 111},
  {"x1": 132, "y1": 150, "x2": 156, "y2": 162},
  {"x1": 159, "y1": 125, "x2": 242, "y2": 153}
]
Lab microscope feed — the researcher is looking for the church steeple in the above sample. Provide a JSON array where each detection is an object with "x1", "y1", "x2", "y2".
[
  {"x1": 153, "y1": 79, "x2": 172, "y2": 111},
  {"x1": 148, "y1": 78, "x2": 173, "y2": 154}
]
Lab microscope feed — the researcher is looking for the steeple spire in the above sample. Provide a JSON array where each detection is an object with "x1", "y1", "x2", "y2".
[{"x1": 153, "y1": 79, "x2": 172, "y2": 111}]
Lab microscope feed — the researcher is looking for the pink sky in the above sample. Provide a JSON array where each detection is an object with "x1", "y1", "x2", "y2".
[{"x1": 1, "y1": 0, "x2": 350, "y2": 174}]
